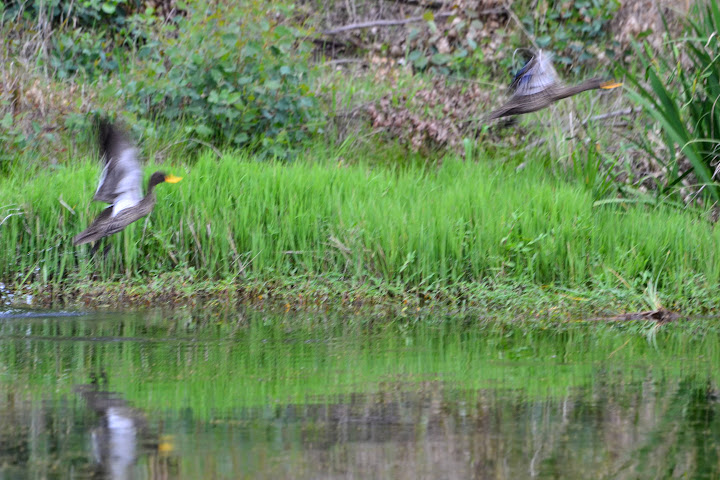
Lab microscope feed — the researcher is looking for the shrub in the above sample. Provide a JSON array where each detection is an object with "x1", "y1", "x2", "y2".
[
  {"x1": 123, "y1": 2, "x2": 322, "y2": 158},
  {"x1": 0, "y1": 0, "x2": 151, "y2": 78}
]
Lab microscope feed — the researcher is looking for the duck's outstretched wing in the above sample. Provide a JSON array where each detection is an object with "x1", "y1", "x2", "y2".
[
  {"x1": 508, "y1": 50, "x2": 559, "y2": 98},
  {"x1": 92, "y1": 121, "x2": 143, "y2": 216}
]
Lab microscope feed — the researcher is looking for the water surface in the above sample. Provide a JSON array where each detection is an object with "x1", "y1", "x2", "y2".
[{"x1": 1, "y1": 308, "x2": 719, "y2": 479}]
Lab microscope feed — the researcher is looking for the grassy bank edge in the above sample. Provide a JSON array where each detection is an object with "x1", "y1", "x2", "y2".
[{"x1": 4, "y1": 272, "x2": 716, "y2": 320}]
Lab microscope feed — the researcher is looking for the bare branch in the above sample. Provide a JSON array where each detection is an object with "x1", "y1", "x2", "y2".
[
  {"x1": 388, "y1": 0, "x2": 448, "y2": 9},
  {"x1": 582, "y1": 107, "x2": 642, "y2": 125},
  {"x1": 322, "y1": 11, "x2": 455, "y2": 35},
  {"x1": 322, "y1": 8, "x2": 507, "y2": 36}
]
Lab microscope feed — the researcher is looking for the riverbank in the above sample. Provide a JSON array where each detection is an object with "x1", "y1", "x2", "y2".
[
  {"x1": 4, "y1": 275, "x2": 717, "y2": 322},
  {"x1": 2, "y1": 148, "x2": 719, "y2": 317}
]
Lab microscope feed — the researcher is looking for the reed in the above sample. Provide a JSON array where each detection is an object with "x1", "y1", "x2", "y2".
[{"x1": 1, "y1": 147, "x2": 718, "y2": 302}]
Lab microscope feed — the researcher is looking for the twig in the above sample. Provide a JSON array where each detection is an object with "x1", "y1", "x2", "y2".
[
  {"x1": 323, "y1": 8, "x2": 507, "y2": 35},
  {"x1": 503, "y1": 3, "x2": 538, "y2": 51},
  {"x1": 389, "y1": 0, "x2": 448, "y2": 8},
  {"x1": 312, "y1": 37, "x2": 353, "y2": 50},
  {"x1": 323, "y1": 11, "x2": 455, "y2": 35},
  {"x1": 582, "y1": 107, "x2": 641, "y2": 125},
  {"x1": 323, "y1": 58, "x2": 368, "y2": 66}
]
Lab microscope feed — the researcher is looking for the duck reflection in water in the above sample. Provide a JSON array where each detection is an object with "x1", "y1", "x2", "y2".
[{"x1": 75, "y1": 378, "x2": 175, "y2": 479}]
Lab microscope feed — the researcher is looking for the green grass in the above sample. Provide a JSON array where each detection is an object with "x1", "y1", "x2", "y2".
[{"x1": 1, "y1": 145, "x2": 719, "y2": 309}]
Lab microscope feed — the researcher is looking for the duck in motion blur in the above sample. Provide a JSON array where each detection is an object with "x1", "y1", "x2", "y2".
[
  {"x1": 73, "y1": 119, "x2": 182, "y2": 252},
  {"x1": 487, "y1": 50, "x2": 622, "y2": 120}
]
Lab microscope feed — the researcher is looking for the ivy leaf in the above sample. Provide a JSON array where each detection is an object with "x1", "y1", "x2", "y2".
[
  {"x1": 194, "y1": 124, "x2": 213, "y2": 137},
  {"x1": 413, "y1": 56, "x2": 429, "y2": 69},
  {"x1": 1, "y1": 112, "x2": 13, "y2": 129},
  {"x1": 537, "y1": 35, "x2": 552, "y2": 47},
  {"x1": 431, "y1": 53, "x2": 452, "y2": 65},
  {"x1": 101, "y1": 2, "x2": 116, "y2": 14},
  {"x1": 408, "y1": 50, "x2": 423, "y2": 62}
]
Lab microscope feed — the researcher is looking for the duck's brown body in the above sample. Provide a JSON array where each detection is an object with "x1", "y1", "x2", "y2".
[
  {"x1": 488, "y1": 78, "x2": 613, "y2": 120},
  {"x1": 73, "y1": 186, "x2": 159, "y2": 246}
]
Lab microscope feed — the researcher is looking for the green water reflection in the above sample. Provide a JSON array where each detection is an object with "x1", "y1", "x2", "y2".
[{"x1": 1, "y1": 309, "x2": 719, "y2": 479}]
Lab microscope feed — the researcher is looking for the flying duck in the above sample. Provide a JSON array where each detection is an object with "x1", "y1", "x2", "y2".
[
  {"x1": 487, "y1": 50, "x2": 622, "y2": 120},
  {"x1": 73, "y1": 120, "x2": 182, "y2": 249}
]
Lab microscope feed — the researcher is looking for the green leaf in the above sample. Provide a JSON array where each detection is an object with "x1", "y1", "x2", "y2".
[
  {"x1": 431, "y1": 53, "x2": 452, "y2": 65},
  {"x1": 408, "y1": 50, "x2": 423, "y2": 62},
  {"x1": 101, "y1": 2, "x2": 116, "y2": 14},
  {"x1": 1, "y1": 112, "x2": 12, "y2": 129},
  {"x1": 536, "y1": 35, "x2": 552, "y2": 47},
  {"x1": 194, "y1": 124, "x2": 213, "y2": 137},
  {"x1": 413, "y1": 56, "x2": 429, "y2": 69}
]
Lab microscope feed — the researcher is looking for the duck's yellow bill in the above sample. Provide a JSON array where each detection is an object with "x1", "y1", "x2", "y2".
[
  {"x1": 165, "y1": 174, "x2": 183, "y2": 184},
  {"x1": 600, "y1": 81, "x2": 623, "y2": 90}
]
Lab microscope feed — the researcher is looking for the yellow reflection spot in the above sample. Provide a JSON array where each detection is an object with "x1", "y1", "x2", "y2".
[{"x1": 158, "y1": 435, "x2": 175, "y2": 454}]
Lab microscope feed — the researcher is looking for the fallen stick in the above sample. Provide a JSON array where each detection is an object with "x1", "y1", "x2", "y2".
[
  {"x1": 581, "y1": 107, "x2": 642, "y2": 125},
  {"x1": 322, "y1": 8, "x2": 504, "y2": 35},
  {"x1": 322, "y1": 12, "x2": 454, "y2": 35}
]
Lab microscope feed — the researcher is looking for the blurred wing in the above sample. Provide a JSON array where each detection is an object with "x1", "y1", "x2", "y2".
[
  {"x1": 509, "y1": 55, "x2": 536, "y2": 91},
  {"x1": 510, "y1": 50, "x2": 559, "y2": 97},
  {"x1": 92, "y1": 123, "x2": 144, "y2": 216}
]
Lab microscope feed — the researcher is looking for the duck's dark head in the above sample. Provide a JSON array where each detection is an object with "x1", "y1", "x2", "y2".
[{"x1": 148, "y1": 171, "x2": 183, "y2": 190}]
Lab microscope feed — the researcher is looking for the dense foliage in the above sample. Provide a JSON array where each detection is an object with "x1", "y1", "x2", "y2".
[
  {"x1": 124, "y1": 5, "x2": 321, "y2": 157},
  {"x1": 0, "y1": 0, "x2": 322, "y2": 158}
]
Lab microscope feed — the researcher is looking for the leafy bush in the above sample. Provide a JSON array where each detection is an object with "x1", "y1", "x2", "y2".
[
  {"x1": 1, "y1": 0, "x2": 179, "y2": 79},
  {"x1": 518, "y1": 0, "x2": 621, "y2": 71},
  {"x1": 123, "y1": 3, "x2": 322, "y2": 158},
  {"x1": 396, "y1": 0, "x2": 620, "y2": 76},
  {"x1": 2, "y1": 0, "x2": 141, "y2": 78},
  {"x1": 626, "y1": 2, "x2": 720, "y2": 202},
  {"x1": 404, "y1": 8, "x2": 504, "y2": 77},
  {"x1": 1, "y1": 0, "x2": 140, "y2": 26}
]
